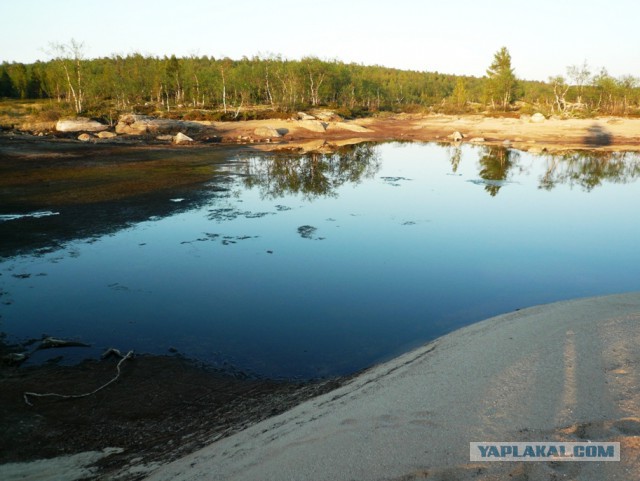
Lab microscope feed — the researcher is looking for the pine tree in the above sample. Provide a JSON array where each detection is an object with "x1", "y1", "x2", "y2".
[
  {"x1": 0, "y1": 67, "x2": 16, "y2": 98},
  {"x1": 486, "y1": 47, "x2": 517, "y2": 110}
]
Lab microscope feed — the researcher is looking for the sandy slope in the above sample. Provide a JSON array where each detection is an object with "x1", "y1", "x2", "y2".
[{"x1": 142, "y1": 293, "x2": 640, "y2": 481}]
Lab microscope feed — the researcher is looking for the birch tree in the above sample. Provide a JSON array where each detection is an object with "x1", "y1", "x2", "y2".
[{"x1": 48, "y1": 39, "x2": 86, "y2": 114}]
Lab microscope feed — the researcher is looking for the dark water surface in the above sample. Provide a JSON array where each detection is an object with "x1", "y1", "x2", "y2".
[{"x1": 2, "y1": 142, "x2": 640, "y2": 379}]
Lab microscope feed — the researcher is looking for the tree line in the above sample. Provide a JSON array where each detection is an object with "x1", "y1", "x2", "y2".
[{"x1": 1, "y1": 43, "x2": 639, "y2": 119}]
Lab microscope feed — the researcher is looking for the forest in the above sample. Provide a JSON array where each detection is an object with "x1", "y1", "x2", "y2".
[{"x1": 1, "y1": 42, "x2": 640, "y2": 122}]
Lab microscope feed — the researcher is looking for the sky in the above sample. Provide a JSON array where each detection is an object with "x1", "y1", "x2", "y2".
[{"x1": 1, "y1": 0, "x2": 639, "y2": 81}]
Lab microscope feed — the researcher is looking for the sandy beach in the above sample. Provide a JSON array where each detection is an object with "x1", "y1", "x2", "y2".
[
  {"x1": 3, "y1": 293, "x2": 638, "y2": 480},
  {"x1": 139, "y1": 292, "x2": 640, "y2": 481}
]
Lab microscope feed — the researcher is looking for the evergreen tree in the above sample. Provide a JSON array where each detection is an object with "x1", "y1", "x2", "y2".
[
  {"x1": 0, "y1": 66, "x2": 16, "y2": 97},
  {"x1": 486, "y1": 47, "x2": 517, "y2": 110}
]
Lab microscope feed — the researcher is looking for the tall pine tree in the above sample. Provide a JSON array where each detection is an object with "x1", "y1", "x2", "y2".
[{"x1": 486, "y1": 47, "x2": 517, "y2": 110}]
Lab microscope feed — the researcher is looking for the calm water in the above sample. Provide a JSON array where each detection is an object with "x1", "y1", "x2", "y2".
[{"x1": 1, "y1": 142, "x2": 640, "y2": 379}]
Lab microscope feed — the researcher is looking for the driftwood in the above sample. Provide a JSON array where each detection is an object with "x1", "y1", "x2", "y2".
[{"x1": 23, "y1": 349, "x2": 134, "y2": 406}]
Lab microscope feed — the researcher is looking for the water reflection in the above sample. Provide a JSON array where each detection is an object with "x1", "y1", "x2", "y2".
[
  {"x1": 447, "y1": 145, "x2": 462, "y2": 173},
  {"x1": 2, "y1": 141, "x2": 640, "y2": 378},
  {"x1": 474, "y1": 147, "x2": 521, "y2": 196},
  {"x1": 446, "y1": 146, "x2": 640, "y2": 196},
  {"x1": 239, "y1": 143, "x2": 381, "y2": 199},
  {"x1": 539, "y1": 151, "x2": 640, "y2": 191}
]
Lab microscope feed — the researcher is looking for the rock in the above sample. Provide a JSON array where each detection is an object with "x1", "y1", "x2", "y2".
[
  {"x1": 57, "y1": 118, "x2": 108, "y2": 132},
  {"x1": 173, "y1": 132, "x2": 193, "y2": 144},
  {"x1": 254, "y1": 127, "x2": 282, "y2": 138},
  {"x1": 469, "y1": 137, "x2": 485, "y2": 143},
  {"x1": 96, "y1": 131, "x2": 117, "y2": 139},
  {"x1": 38, "y1": 337, "x2": 91, "y2": 349},
  {"x1": 78, "y1": 133, "x2": 93, "y2": 142},
  {"x1": 296, "y1": 120, "x2": 327, "y2": 132},
  {"x1": 327, "y1": 122, "x2": 372, "y2": 133},
  {"x1": 156, "y1": 135, "x2": 174, "y2": 141},
  {"x1": 312, "y1": 110, "x2": 343, "y2": 122},
  {"x1": 2, "y1": 352, "x2": 29, "y2": 366},
  {"x1": 449, "y1": 131, "x2": 464, "y2": 142},
  {"x1": 297, "y1": 112, "x2": 316, "y2": 121},
  {"x1": 530, "y1": 113, "x2": 546, "y2": 123},
  {"x1": 115, "y1": 114, "x2": 204, "y2": 136}
]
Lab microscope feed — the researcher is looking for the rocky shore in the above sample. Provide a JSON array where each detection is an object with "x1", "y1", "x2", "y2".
[{"x1": 8, "y1": 111, "x2": 640, "y2": 154}]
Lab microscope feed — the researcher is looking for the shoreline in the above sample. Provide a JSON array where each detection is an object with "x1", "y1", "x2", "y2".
[
  {"x1": 6, "y1": 113, "x2": 640, "y2": 154},
  {"x1": 143, "y1": 292, "x2": 640, "y2": 480},
  {"x1": 2, "y1": 292, "x2": 639, "y2": 480}
]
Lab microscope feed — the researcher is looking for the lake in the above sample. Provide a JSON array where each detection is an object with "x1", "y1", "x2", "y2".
[{"x1": 1, "y1": 141, "x2": 640, "y2": 379}]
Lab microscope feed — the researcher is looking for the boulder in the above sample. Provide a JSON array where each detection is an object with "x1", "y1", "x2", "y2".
[
  {"x1": 312, "y1": 110, "x2": 343, "y2": 122},
  {"x1": 57, "y1": 118, "x2": 108, "y2": 132},
  {"x1": 327, "y1": 122, "x2": 372, "y2": 133},
  {"x1": 173, "y1": 132, "x2": 193, "y2": 144},
  {"x1": 115, "y1": 114, "x2": 204, "y2": 136},
  {"x1": 156, "y1": 135, "x2": 174, "y2": 141},
  {"x1": 530, "y1": 113, "x2": 546, "y2": 123},
  {"x1": 296, "y1": 120, "x2": 327, "y2": 133},
  {"x1": 254, "y1": 127, "x2": 282, "y2": 138},
  {"x1": 77, "y1": 133, "x2": 93, "y2": 142},
  {"x1": 449, "y1": 131, "x2": 464, "y2": 142},
  {"x1": 297, "y1": 112, "x2": 316, "y2": 121},
  {"x1": 96, "y1": 131, "x2": 117, "y2": 139}
]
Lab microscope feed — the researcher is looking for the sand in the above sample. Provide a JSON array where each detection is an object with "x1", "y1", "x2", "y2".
[
  {"x1": 140, "y1": 292, "x2": 640, "y2": 481},
  {"x1": 3, "y1": 293, "x2": 639, "y2": 480}
]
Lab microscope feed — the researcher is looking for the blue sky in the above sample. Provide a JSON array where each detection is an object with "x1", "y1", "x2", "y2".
[{"x1": 1, "y1": 0, "x2": 638, "y2": 81}]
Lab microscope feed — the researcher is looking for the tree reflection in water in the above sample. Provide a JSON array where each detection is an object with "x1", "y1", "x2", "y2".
[
  {"x1": 477, "y1": 146, "x2": 521, "y2": 196},
  {"x1": 539, "y1": 150, "x2": 640, "y2": 191},
  {"x1": 239, "y1": 143, "x2": 381, "y2": 199},
  {"x1": 445, "y1": 145, "x2": 640, "y2": 196}
]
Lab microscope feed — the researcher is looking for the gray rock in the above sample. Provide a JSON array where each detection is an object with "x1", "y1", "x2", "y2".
[
  {"x1": 327, "y1": 122, "x2": 372, "y2": 133},
  {"x1": 173, "y1": 132, "x2": 193, "y2": 144},
  {"x1": 297, "y1": 120, "x2": 327, "y2": 132},
  {"x1": 312, "y1": 110, "x2": 343, "y2": 122},
  {"x1": 254, "y1": 127, "x2": 282, "y2": 138},
  {"x1": 56, "y1": 118, "x2": 109, "y2": 132},
  {"x1": 116, "y1": 114, "x2": 204, "y2": 136},
  {"x1": 297, "y1": 112, "x2": 317, "y2": 121},
  {"x1": 449, "y1": 131, "x2": 464, "y2": 142}
]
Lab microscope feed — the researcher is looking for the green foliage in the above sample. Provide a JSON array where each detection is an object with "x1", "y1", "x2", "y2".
[
  {"x1": 485, "y1": 47, "x2": 518, "y2": 110},
  {"x1": 2, "y1": 48, "x2": 640, "y2": 118}
]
